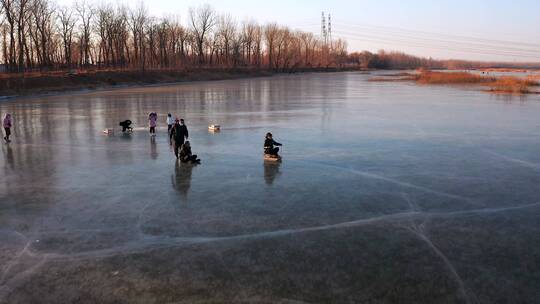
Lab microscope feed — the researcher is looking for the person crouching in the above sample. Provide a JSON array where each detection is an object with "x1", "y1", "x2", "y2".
[
  {"x1": 264, "y1": 132, "x2": 282, "y2": 156},
  {"x1": 119, "y1": 120, "x2": 133, "y2": 133}
]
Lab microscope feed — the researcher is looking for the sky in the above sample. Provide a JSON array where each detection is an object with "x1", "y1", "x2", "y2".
[{"x1": 57, "y1": 0, "x2": 540, "y2": 62}]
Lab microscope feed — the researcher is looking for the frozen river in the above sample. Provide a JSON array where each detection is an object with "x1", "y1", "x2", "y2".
[{"x1": 1, "y1": 72, "x2": 540, "y2": 303}]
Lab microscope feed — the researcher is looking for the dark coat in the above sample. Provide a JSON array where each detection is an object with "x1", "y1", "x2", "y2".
[
  {"x1": 264, "y1": 138, "x2": 281, "y2": 153},
  {"x1": 172, "y1": 124, "x2": 189, "y2": 144}
]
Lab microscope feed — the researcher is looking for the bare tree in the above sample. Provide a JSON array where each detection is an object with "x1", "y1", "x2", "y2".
[
  {"x1": 189, "y1": 4, "x2": 215, "y2": 65},
  {"x1": 252, "y1": 23, "x2": 262, "y2": 67},
  {"x1": 31, "y1": 0, "x2": 55, "y2": 68},
  {"x1": 241, "y1": 20, "x2": 257, "y2": 65},
  {"x1": 264, "y1": 23, "x2": 278, "y2": 70},
  {"x1": 0, "y1": 3, "x2": 5, "y2": 65},
  {"x1": 129, "y1": 2, "x2": 147, "y2": 70},
  {"x1": 15, "y1": 0, "x2": 30, "y2": 71},
  {"x1": 112, "y1": 5, "x2": 129, "y2": 67},
  {"x1": 0, "y1": 0, "x2": 16, "y2": 70},
  {"x1": 167, "y1": 15, "x2": 187, "y2": 66},
  {"x1": 58, "y1": 6, "x2": 76, "y2": 68},
  {"x1": 0, "y1": 1, "x2": 347, "y2": 73},
  {"x1": 216, "y1": 14, "x2": 235, "y2": 66},
  {"x1": 75, "y1": 0, "x2": 93, "y2": 66}
]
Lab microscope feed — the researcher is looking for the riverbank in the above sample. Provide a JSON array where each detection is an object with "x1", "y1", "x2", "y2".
[{"x1": 0, "y1": 67, "x2": 358, "y2": 98}]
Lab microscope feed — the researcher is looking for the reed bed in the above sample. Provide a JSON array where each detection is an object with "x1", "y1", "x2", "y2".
[
  {"x1": 369, "y1": 70, "x2": 539, "y2": 94},
  {"x1": 488, "y1": 77, "x2": 538, "y2": 94},
  {"x1": 415, "y1": 71, "x2": 495, "y2": 84},
  {"x1": 416, "y1": 71, "x2": 538, "y2": 94}
]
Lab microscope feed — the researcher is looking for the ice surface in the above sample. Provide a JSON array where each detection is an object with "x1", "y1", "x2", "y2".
[{"x1": 1, "y1": 72, "x2": 540, "y2": 303}]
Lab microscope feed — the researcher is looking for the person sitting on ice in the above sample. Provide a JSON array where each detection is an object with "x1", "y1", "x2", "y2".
[
  {"x1": 179, "y1": 141, "x2": 200, "y2": 164},
  {"x1": 119, "y1": 120, "x2": 133, "y2": 133},
  {"x1": 264, "y1": 132, "x2": 282, "y2": 157}
]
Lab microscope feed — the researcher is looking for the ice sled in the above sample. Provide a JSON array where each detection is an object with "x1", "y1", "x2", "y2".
[
  {"x1": 264, "y1": 154, "x2": 282, "y2": 161},
  {"x1": 208, "y1": 124, "x2": 221, "y2": 131},
  {"x1": 103, "y1": 128, "x2": 114, "y2": 135}
]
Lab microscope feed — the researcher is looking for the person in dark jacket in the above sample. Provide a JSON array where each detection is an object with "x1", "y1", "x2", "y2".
[
  {"x1": 264, "y1": 132, "x2": 282, "y2": 156},
  {"x1": 119, "y1": 120, "x2": 133, "y2": 133},
  {"x1": 171, "y1": 118, "x2": 189, "y2": 158},
  {"x1": 179, "y1": 141, "x2": 200, "y2": 164}
]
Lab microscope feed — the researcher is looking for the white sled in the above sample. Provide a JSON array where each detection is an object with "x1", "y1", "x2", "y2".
[
  {"x1": 103, "y1": 128, "x2": 114, "y2": 135},
  {"x1": 208, "y1": 124, "x2": 221, "y2": 132}
]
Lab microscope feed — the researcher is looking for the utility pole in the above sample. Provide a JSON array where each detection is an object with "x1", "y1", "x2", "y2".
[
  {"x1": 328, "y1": 14, "x2": 332, "y2": 50},
  {"x1": 321, "y1": 12, "x2": 327, "y2": 46},
  {"x1": 321, "y1": 11, "x2": 332, "y2": 68},
  {"x1": 321, "y1": 12, "x2": 332, "y2": 47}
]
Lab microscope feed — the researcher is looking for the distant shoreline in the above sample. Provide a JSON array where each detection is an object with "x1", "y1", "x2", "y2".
[
  {"x1": 0, "y1": 67, "x2": 361, "y2": 100},
  {"x1": 370, "y1": 70, "x2": 540, "y2": 94}
]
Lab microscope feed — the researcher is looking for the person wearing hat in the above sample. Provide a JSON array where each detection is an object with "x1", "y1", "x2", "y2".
[
  {"x1": 264, "y1": 132, "x2": 282, "y2": 156},
  {"x1": 171, "y1": 118, "x2": 189, "y2": 158}
]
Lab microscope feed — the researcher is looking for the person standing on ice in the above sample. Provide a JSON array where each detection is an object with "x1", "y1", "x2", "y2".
[
  {"x1": 148, "y1": 112, "x2": 157, "y2": 136},
  {"x1": 3, "y1": 113, "x2": 12, "y2": 143},
  {"x1": 171, "y1": 118, "x2": 189, "y2": 158},
  {"x1": 166, "y1": 113, "x2": 174, "y2": 144}
]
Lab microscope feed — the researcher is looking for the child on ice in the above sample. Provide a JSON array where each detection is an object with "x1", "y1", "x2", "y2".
[
  {"x1": 3, "y1": 113, "x2": 12, "y2": 143},
  {"x1": 148, "y1": 112, "x2": 157, "y2": 136}
]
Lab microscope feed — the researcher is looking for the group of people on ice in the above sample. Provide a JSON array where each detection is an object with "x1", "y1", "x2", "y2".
[
  {"x1": 118, "y1": 113, "x2": 199, "y2": 164},
  {"x1": 148, "y1": 113, "x2": 283, "y2": 162},
  {"x1": 145, "y1": 112, "x2": 200, "y2": 164},
  {"x1": 3, "y1": 111, "x2": 282, "y2": 161}
]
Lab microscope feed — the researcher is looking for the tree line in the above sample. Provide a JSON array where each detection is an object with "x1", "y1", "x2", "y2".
[
  {"x1": 348, "y1": 50, "x2": 540, "y2": 70},
  {"x1": 0, "y1": 0, "x2": 348, "y2": 73}
]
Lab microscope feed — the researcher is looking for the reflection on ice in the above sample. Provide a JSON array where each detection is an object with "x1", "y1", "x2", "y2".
[
  {"x1": 263, "y1": 161, "x2": 281, "y2": 185},
  {"x1": 172, "y1": 160, "x2": 195, "y2": 199},
  {"x1": 149, "y1": 137, "x2": 158, "y2": 160}
]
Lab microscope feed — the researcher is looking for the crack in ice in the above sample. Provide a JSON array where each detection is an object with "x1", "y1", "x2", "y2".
[
  {"x1": 296, "y1": 160, "x2": 480, "y2": 206},
  {"x1": 406, "y1": 224, "x2": 476, "y2": 304},
  {"x1": 23, "y1": 201, "x2": 540, "y2": 261},
  {"x1": 483, "y1": 149, "x2": 540, "y2": 170},
  {"x1": 400, "y1": 195, "x2": 478, "y2": 304},
  {"x1": 1, "y1": 202, "x2": 538, "y2": 302}
]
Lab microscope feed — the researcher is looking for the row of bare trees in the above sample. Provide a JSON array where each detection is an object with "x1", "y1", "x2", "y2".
[
  {"x1": 0, "y1": 0, "x2": 347, "y2": 73},
  {"x1": 345, "y1": 50, "x2": 540, "y2": 70}
]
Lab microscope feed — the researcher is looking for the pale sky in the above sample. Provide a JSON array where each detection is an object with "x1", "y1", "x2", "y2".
[{"x1": 56, "y1": 0, "x2": 540, "y2": 62}]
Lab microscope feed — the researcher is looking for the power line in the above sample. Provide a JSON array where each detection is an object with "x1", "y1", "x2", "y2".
[
  {"x1": 297, "y1": 19, "x2": 540, "y2": 60},
  {"x1": 334, "y1": 22, "x2": 540, "y2": 49},
  {"x1": 333, "y1": 29, "x2": 540, "y2": 55},
  {"x1": 334, "y1": 32, "x2": 540, "y2": 60}
]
